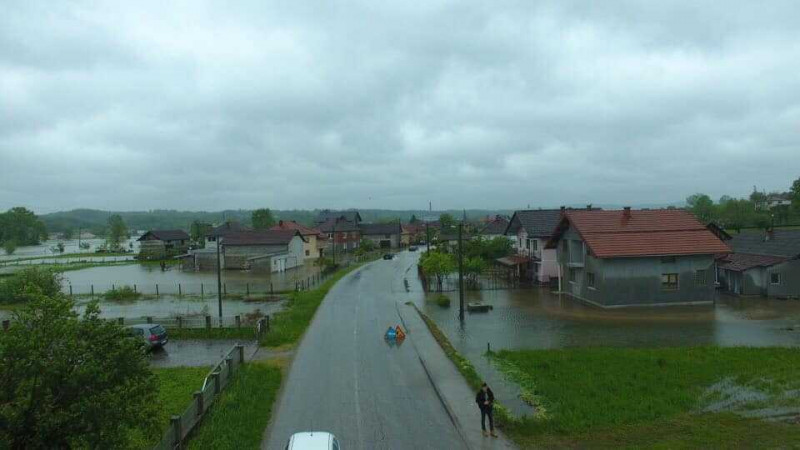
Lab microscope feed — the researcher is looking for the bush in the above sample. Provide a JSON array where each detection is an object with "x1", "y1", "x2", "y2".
[
  {"x1": 436, "y1": 294, "x2": 451, "y2": 308},
  {"x1": 103, "y1": 285, "x2": 141, "y2": 301},
  {"x1": 0, "y1": 293, "x2": 159, "y2": 448},
  {"x1": 0, "y1": 267, "x2": 62, "y2": 304}
]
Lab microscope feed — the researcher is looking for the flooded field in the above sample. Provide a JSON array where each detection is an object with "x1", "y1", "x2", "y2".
[
  {"x1": 0, "y1": 237, "x2": 140, "y2": 261},
  {"x1": 421, "y1": 287, "x2": 800, "y2": 416},
  {"x1": 60, "y1": 260, "x2": 322, "y2": 295}
]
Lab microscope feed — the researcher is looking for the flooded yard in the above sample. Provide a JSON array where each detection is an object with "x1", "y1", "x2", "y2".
[
  {"x1": 60, "y1": 260, "x2": 322, "y2": 295},
  {"x1": 420, "y1": 287, "x2": 800, "y2": 416},
  {"x1": 0, "y1": 237, "x2": 140, "y2": 261}
]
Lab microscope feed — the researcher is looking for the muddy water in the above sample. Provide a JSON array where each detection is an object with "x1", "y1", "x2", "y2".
[
  {"x1": 60, "y1": 260, "x2": 322, "y2": 295},
  {"x1": 0, "y1": 237, "x2": 140, "y2": 261},
  {"x1": 422, "y1": 288, "x2": 800, "y2": 416}
]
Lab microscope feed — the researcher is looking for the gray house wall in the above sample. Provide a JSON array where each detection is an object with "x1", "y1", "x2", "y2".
[
  {"x1": 362, "y1": 233, "x2": 400, "y2": 249},
  {"x1": 557, "y1": 226, "x2": 716, "y2": 307},
  {"x1": 766, "y1": 260, "x2": 800, "y2": 298}
]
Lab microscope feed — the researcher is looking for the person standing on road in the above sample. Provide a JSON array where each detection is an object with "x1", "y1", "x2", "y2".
[{"x1": 475, "y1": 382, "x2": 497, "y2": 437}]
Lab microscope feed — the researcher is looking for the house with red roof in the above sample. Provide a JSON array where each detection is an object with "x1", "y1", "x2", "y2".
[
  {"x1": 546, "y1": 207, "x2": 731, "y2": 307},
  {"x1": 270, "y1": 220, "x2": 324, "y2": 259}
]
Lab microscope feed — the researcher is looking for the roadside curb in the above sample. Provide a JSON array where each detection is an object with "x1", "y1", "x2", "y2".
[{"x1": 396, "y1": 301, "x2": 517, "y2": 450}]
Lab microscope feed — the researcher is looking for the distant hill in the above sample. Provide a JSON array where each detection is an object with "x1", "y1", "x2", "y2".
[{"x1": 39, "y1": 203, "x2": 685, "y2": 234}]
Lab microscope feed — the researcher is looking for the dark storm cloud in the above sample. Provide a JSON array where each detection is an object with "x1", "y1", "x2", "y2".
[{"x1": 1, "y1": 0, "x2": 799, "y2": 212}]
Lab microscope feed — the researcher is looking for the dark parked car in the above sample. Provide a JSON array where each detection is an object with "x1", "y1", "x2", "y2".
[
  {"x1": 382, "y1": 253, "x2": 393, "y2": 260},
  {"x1": 127, "y1": 324, "x2": 168, "y2": 351},
  {"x1": 408, "y1": 246, "x2": 418, "y2": 251}
]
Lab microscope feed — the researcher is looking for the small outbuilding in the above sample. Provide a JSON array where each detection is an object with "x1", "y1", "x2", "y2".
[
  {"x1": 717, "y1": 230, "x2": 800, "y2": 298},
  {"x1": 137, "y1": 229, "x2": 190, "y2": 259}
]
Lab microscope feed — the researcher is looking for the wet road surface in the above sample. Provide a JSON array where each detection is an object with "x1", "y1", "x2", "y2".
[{"x1": 264, "y1": 253, "x2": 469, "y2": 450}]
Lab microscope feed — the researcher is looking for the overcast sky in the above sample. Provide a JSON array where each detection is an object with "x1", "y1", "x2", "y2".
[{"x1": 1, "y1": 1, "x2": 798, "y2": 213}]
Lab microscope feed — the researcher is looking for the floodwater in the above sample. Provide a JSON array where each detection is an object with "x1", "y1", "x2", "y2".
[
  {"x1": 149, "y1": 339, "x2": 258, "y2": 368},
  {"x1": 60, "y1": 260, "x2": 322, "y2": 295},
  {"x1": 421, "y1": 286, "x2": 800, "y2": 416},
  {"x1": 0, "y1": 237, "x2": 140, "y2": 261}
]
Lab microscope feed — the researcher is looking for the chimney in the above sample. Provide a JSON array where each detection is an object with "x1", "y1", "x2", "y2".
[
  {"x1": 586, "y1": 204, "x2": 593, "y2": 211},
  {"x1": 279, "y1": 220, "x2": 284, "y2": 226},
  {"x1": 623, "y1": 206, "x2": 631, "y2": 218}
]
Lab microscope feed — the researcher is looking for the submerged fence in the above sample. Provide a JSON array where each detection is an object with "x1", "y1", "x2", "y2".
[
  {"x1": 111, "y1": 314, "x2": 269, "y2": 331},
  {"x1": 152, "y1": 343, "x2": 252, "y2": 450},
  {"x1": 420, "y1": 271, "x2": 535, "y2": 293}
]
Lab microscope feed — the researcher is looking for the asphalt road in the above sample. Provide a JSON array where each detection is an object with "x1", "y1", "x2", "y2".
[{"x1": 263, "y1": 251, "x2": 467, "y2": 449}]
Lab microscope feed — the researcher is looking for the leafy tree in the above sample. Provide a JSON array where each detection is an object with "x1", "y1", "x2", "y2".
[
  {"x1": 62, "y1": 227, "x2": 74, "y2": 240},
  {"x1": 420, "y1": 251, "x2": 456, "y2": 291},
  {"x1": 355, "y1": 238, "x2": 376, "y2": 256},
  {"x1": 190, "y1": 220, "x2": 212, "y2": 246},
  {"x1": 0, "y1": 207, "x2": 47, "y2": 246},
  {"x1": 0, "y1": 288, "x2": 159, "y2": 448},
  {"x1": 439, "y1": 213, "x2": 456, "y2": 230},
  {"x1": 686, "y1": 193, "x2": 715, "y2": 223},
  {"x1": 749, "y1": 189, "x2": 767, "y2": 208},
  {"x1": 792, "y1": 177, "x2": 800, "y2": 210},
  {"x1": 410, "y1": 214, "x2": 418, "y2": 224},
  {"x1": 463, "y1": 256, "x2": 487, "y2": 288},
  {"x1": 3, "y1": 239, "x2": 16, "y2": 255},
  {"x1": 106, "y1": 214, "x2": 128, "y2": 251},
  {"x1": 0, "y1": 267, "x2": 63, "y2": 304},
  {"x1": 718, "y1": 198, "x2": 753, "y2": 233},
  {"x1": 252, "y1": 208, "x2": 276, "y2": 230},
  {"x1": 465, "y1": 236, "x2": 514, "y2": 261}
]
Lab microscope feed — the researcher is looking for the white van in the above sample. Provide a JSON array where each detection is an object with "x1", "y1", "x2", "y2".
[{"x1": 285, "y1": 432, "x2": 341, "y2": 450}]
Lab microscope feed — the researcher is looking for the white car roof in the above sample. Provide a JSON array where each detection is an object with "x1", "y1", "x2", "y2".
[{"x1": 288, "y1": 432, "x2": 335, "y2": 449}]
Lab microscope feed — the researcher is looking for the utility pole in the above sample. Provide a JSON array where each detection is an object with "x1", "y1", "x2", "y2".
[
  {"x1": 458, "y1": 222, "x2": 465, "y2": 322},
  {"x1": 426, "y1": 222, "x2": 430, "y2": 252},
  {"x1": 332, "y1": 221, "x2": 337, "y2": 266},
  {"x1": 216, "y1": 237, "x2": 223, "y2": 320}
]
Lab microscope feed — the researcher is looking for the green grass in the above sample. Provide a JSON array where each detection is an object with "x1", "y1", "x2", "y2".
[
  {"x1": 128, "y1": 366, "x2": 209, "y2": 448},
  {"x1": 188, "y1": 361, "x2": 282, "y2": 449},
  {"x1": 168, "y1": 327, "x2": 257, "y2": 340},
  {"x1": 262, "y1": 264, "x2": 362, "y2": 348},
  {"x1": 492, "y1": 347, "x2": 800, "y2": 448},
  {"x1": 103, "y1": 285, "x2": 142, "y2": 301}
]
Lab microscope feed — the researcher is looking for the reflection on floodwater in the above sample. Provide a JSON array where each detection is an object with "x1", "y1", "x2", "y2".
[{"x1": 421, "y1": 287, "x2": 800, "y2": 416}]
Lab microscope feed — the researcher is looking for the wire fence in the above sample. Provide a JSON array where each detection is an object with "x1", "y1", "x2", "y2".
[
  {"x1": 0, "y1": 256, "x2": 136, "y2": 267},
  {"x1": 420, "y1": 271, "x2": 533, "y2": 292},
  {"x1": 110, "y1": 314, "x2": 268, "y2": 329}
]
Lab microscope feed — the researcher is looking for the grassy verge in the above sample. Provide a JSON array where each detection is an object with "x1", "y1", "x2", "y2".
[
  {"x1": 168, "y1": 327, "x2": 257, "y2": 340},
  {"x1": 409, "y1": 303, "x2": 515, "y2": 426},
  {"x1": 492, "y1": 347, "x2": 800, "y2": 448},
  {"x1": 188, "y1": 361, "x2": 282, "y2": 449},
  {"x1": 261, "y1": 263, "x2": 362, "y2": 348},
  {"x1": 128, "y1": 366, "x2": 209, "y2": 448}
]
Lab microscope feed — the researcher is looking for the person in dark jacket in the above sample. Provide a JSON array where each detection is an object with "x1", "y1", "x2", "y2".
[{"x1": 475, "y1": 382, "x2": 497, "y2": 437}]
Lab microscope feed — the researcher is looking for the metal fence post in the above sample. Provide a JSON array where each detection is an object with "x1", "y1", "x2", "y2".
[
  {"x1": 246, "y1": 283, "x2": 250, "y2": 296},
  {"x1": 177, "y1": 316, "x2": 183, "y2": 329},
  {"x1": 270, "y1": 282, "x2": 273, "y2": 295},
  {"x1": 223, "y1": 283, "x2": 227, "y2": 295},
  {"x1": 171, "y1": 415, "x2": 182, "y2": 448},
  {"x1": 146, "y1": 316, "x2": 152, "y2": 324},
  {"x1": 194, "y1": 391, "x2": 204, "y2": 416},
  {"x1": 91, "y1": 284, "x2": 94, "y2": 297},
  {"x1": 133, "y1": 284, "x2": 137, "y2": 293},
  {"x1": 226, "y1": 356, "x2": 233, "y2": 378},
  {"x1": 201, "y1": 283, "x2": 204, "y2": 297},
  {"x1": 178, "y1": 283, "x2": 182, "y2": 296},
  {"x1": 237, "y1": 344, "x2": 244, "y2": 363},
  {"x1": 156, "y1": 284, "x2": 159, "y2": 297},
  {"x1": 205, "y1": 315, "x2": 211, "y2": 329},
  {"x1": 266, "y1": 315, "x2": 270, "y2": 330},
  {"x1": 235, "y1": 315, "x2": 241, "y2": 328},
  {"x1": 69, "y1": 285, "x2": 72, "y2": 297},
  {"x1": 112, "y1": 284, "x2": 115, "y2": 292}
]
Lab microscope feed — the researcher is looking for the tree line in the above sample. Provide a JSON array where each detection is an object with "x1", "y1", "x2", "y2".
[
  {"x1": 686, "y1": 177, "x2": 800, "y2": 232},
  {"x1": 0, "y1": 207, "x2": 48, "y2": 254}
]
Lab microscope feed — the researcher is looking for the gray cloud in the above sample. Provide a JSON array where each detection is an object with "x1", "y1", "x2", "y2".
[{"x1": 1, "y1": 0, "x2": 799, "y2": 213}]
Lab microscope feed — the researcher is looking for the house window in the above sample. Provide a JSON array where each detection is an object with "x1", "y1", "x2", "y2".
[
  {"x1": 586, "y1": 272, "x2": 595, "y2": 288},
  {"x1": 771, "y1": 273, "x2": 781, "y2": 285},
  {"x1": 661, "y1": 273, "x2": 679, "y2": 290},
  {"x1": 328, "y1": 233, "x2": 333, "y2": 239},
  {"x1": 569, "y1": 268, "x2": 578, "y2": 283},
  {"x1": 525, "y1": 239, "x2": 530, "y2": 249},
  {"x1": 661, "y1": 256, "x2": 676, "y2": 264},
  {"x1": 695, "y1": 270, "x2": 706, "y2": 286},
  {"x1": 532, "y1": 239, "x2": 538, "y2": 251},
  {"x1": 305, "y1": 250, "x2": 310, "y2": 256}
]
